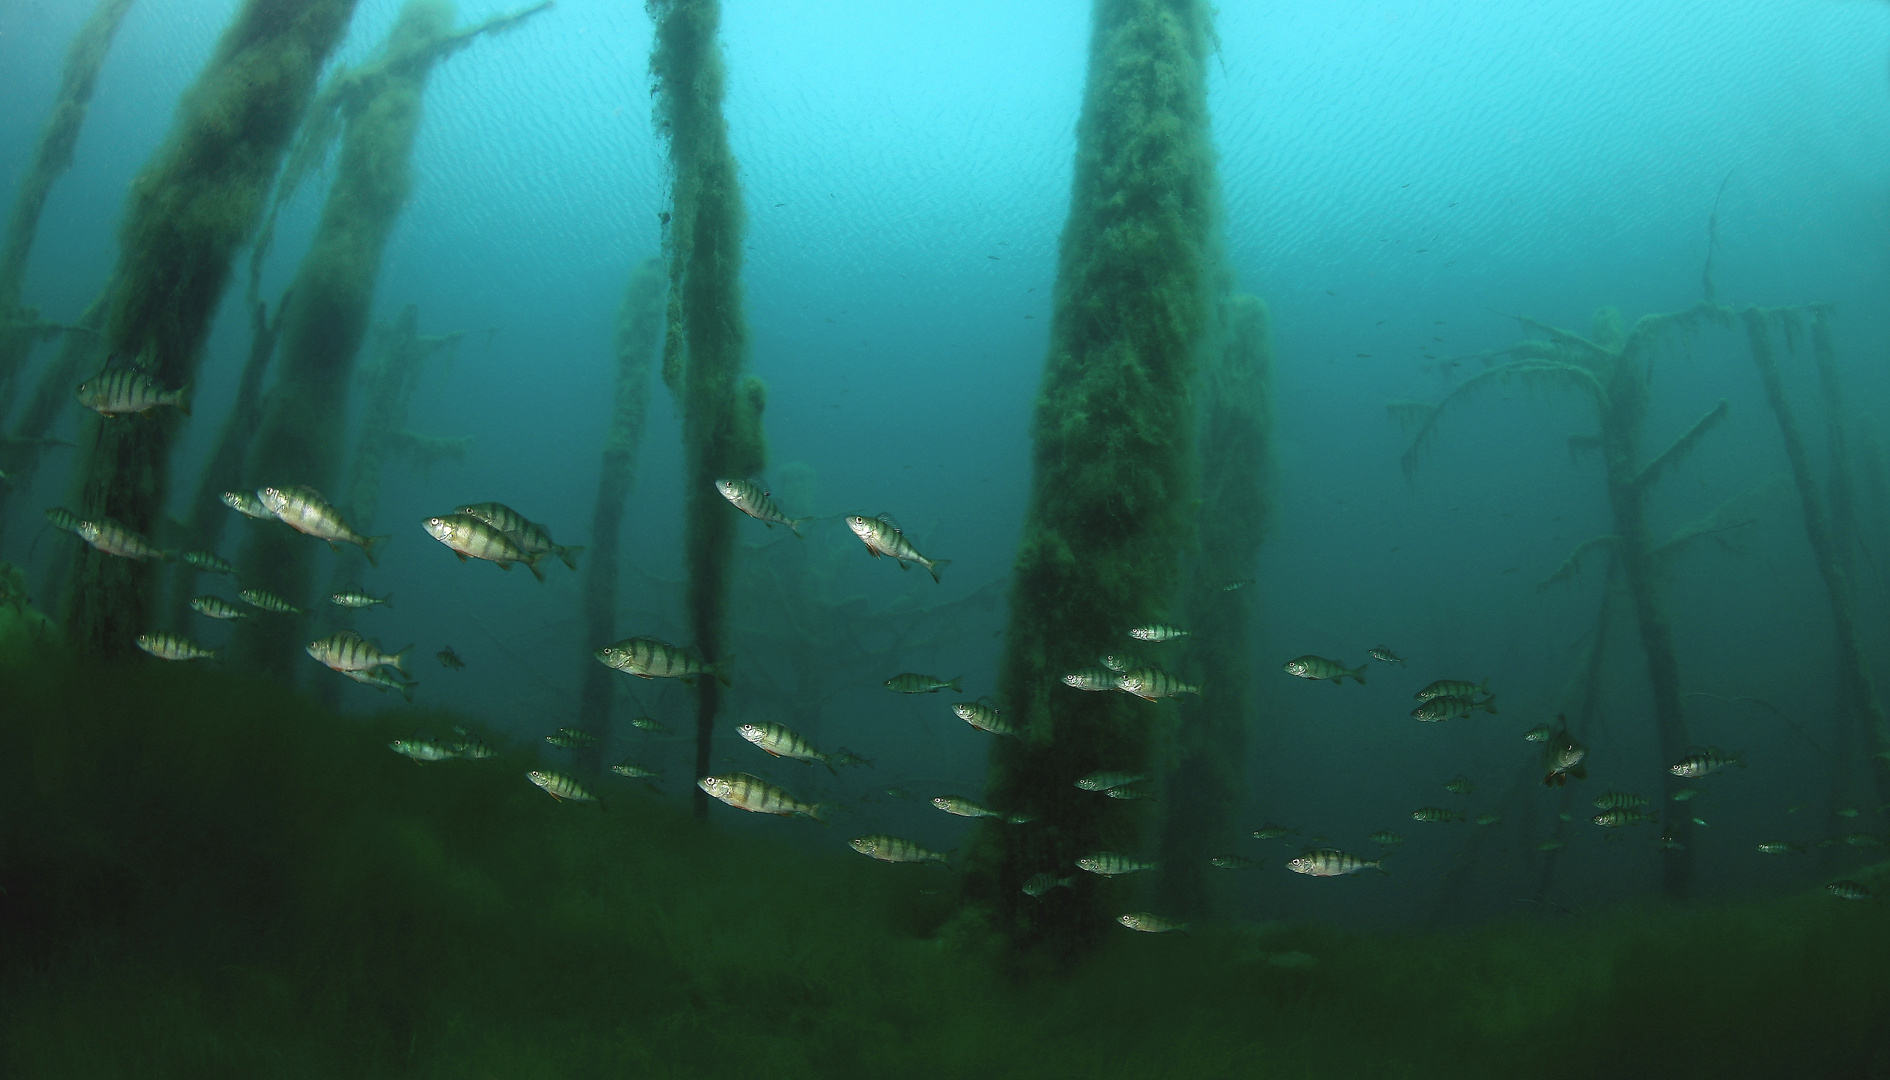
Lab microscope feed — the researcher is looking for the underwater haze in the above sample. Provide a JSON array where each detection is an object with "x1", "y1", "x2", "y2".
[{"x1": 3, "y1": 1, "x2": 1890, "y2": 1076}]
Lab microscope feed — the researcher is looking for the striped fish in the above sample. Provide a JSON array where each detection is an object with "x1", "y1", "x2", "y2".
[
  {"x1": 737, "y1": 721, "x2": 833, "y2": 770},
  {"x1": 135, "y1": 631, "x2": 218, "y2": 661},
  {"x1": 528, "y1": 769, "x2": 598, "y2": 802},
  {"x1": 545, "y1": 727, "x2": 598, "y2": 749},
  {"x1": 182, "y1": 550, "x2": 236, "y2": 575},
  {"x1": 1114, "y1": 667, "x2": 1201, "y2": 701},
  {"x1": 1368, "y1": 647, "x2": 1405, "y2": 665},
  {"x1": 715, "y1": 479, "x2": 808, "y2": 537},
  {"x1": 457, "y1": 501, "x2": 582, "y2": 571},
  {"x1": 1416, "y1": 678, "x2": 1490, "y2": 701},
  {"x1": 698, "y1": 773, "x2": 827, "y2": 821},
  {"x1": 610, "y1": 760, "x2": 661, "y2": 780},
  {"x1": 1021, "y1": 872, "x2": 1074, "y2": 897},
  {"x1": 884, "y1": 672, "x2": 960, "y2": 694},
  {"x1": 631, "y1": 715, "x2": 675, "y2": 735},
  {"x1": 1593, "y1": 789, "x2": 1649, "y2": 811},
  {"x1": 189, "y1": 595, "x2": 249, "y2": 620},
  {"x1": 239, "y1": 587, "x2": 301, "y2": 614},
  {"x1": 1411, "y1": 694, "x2": 1498, "y2": 722},
  {"x1": 845, "y1": 514, "x2": 949, "y2": 582},
  {"x1": 1098, "y1": 652, "x2": 1139, "y2": 674},
  {"x1": 1668, "y1": 747, "x2": 1744, "y2": 778},
  {"x1": 1075, "y1": 770, "x2": 1146, "y2": 792},
  {"x1": 345, "y1": 667, "x2": 415, "y2": 700},
  {"x1": 1283, "y1": 655, "x2": 1366, "y2": 685},
  {"x1": 44, "y1": 507, "x2": 84, "y2": 534},
  {"x1": 952, "y1": 699, "x2": 1015, "y2": 736},
  {"x1": 76, "y1": 518, "x2": 171, "y2": 561},
  {"x1": 1412, "y1": 806, "x2": 1463, "y2": 823},
  {"x1": 1286, "y1": 848, "x2": 1387, "y2": 877},
  {"x1": 391, "y1": 738, "x2": 457, "y2": 763},
  {"x1": 1128, "y1": 623, "x2": 1189, "y2": 642},
  {"x1": 1593, "y1": 808, "x2": 1657, "y2": 828},
  {"x1": 76, "y1": 367, "x2": 188, "y2": 416},
  {"x1": 330, "y1": 589, "x2": 391, "y2": 609},
  {"x1": 1076, "y1": 851, "x2": 1156, "y2": 876},
  {"x1": 849, "y1": 834, "x2": 949, "y2": 864},
  {"x1": 222, "y1": 490, "x2": 275, "y2": 520},
  {"x1": 306, "y1": 630, "x2": 408, "y2": 674},
  {"x1": 1118, "y1": 912, "x2": 1188, "y2": 933},
  {"x1": 422, "y1": 513, "x2": 544, "y2": 580},
  {"x1": 595, "y1": 636, "x2": 728, "y2": 685},
  {"x1": 1062, "y1": 667, "x2": 1118, "y2": 692},
  {"x1": 259, "y1": 486, "x2": 387, "y2": 566},
  {"x1": 1209, "y1": 854, "x2": 1263, "y2": 869},
  {"x1": 930, "y1": 796, "x2": 1029, "y2": 824}
]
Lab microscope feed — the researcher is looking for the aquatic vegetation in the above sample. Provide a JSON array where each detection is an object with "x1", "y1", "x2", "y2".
[
  {"x1": 649, "y1": 0, "x2": 769, "y2": 816},
  {"x1": 62, "y1": 0, "x2": 362, "y2": 656},
  {"x1": 966, "y1": 0, "x2": 1224, "y2": 963}
]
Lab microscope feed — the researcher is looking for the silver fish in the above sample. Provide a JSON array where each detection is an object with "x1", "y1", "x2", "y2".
[
  {"x1": 330, "y1": 589, "x2": 392, "y2": 609},
  {"x1": 714, "y1": 479, "x2": 807, "y2": 537},
  {"x1": 698, "y1": 773, "x2": 826, "y2": 821},
  {"x1": 259, "y1": 485, "x2": 386, "y2": 565},
  {"x1": 1128, "y1": 623, "x2": 1189, "y2": 642},
  {"x1": 596, "y1": 637, "x2": 728, "y2": 685},
  {"x1": 1283, "y1": 655, "x2": 1365, "y2": 685},
  {"x1": 1118, "y1": 912, "x2": 1187, "y2": 933},
  {"x1": 1286, "y1": 848, "x2": 1386, "y2": 877},
  {"x1": 845, "y1": 513, "x2": 949, "y2": 582},
  {"x1": 1075, "y1": 770, "x2": 1147, "y2": 792},
  {"x1": 737, "y1": 721, "x2": 835, "y2": 769}
]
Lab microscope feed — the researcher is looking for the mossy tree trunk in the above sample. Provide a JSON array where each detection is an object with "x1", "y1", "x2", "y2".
[
  {"x1": 0, "y1": 291, "x2": 109, "y2": 546},
  {"x1": 0, "y1": 0, "x2": 137, "y2": 405},
  {"x1": 965, "y1": 0, "x2": 1220, "y2": 963},
  {"x1": 62, "y1": 0, "x2": 361, "y2": 656},
  {"x1": 232, "y1": 0, "x2": 455, "y2": 678},
  {"x1": 575, "y1": 258, "x2": 665, "y2": 762},
  {"x1": 648, "y1": 0, "x2": 767, "y2": 819},
  {"x1": 1742, "y1": 308, "x2": 1890, "y2": 810},
  {"x1": 1157, "y1": 293, "x2": 1272, "y2": 920}
]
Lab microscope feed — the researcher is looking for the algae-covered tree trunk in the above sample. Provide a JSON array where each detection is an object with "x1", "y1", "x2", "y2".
[
  {"x1": 576, "y1": 259, "x2": 665, "y2": 753},
  {"x1": 1157, "y1": 293, "x2": 1273, "y2": 920},
  {"x1": 648, "y1": 0, "x2": 767, "y2": 818},
  {"x1": 63, "y1": 0, "x2": 361, "y2": 655},
  {"x1": 1742, "y1": 308, "x2": 1890, "y2": 809},
  {"x1": 966, "y1": 0, "x2": 1220, "y2": 961},
  {"x1": 0, "y1": 0, "x2": 137, "y2": 405},
  {"x1": 0, "y1": 291, "x2": 108, "y2": 544},
  {"x1": 232, "y1": 1, "x2": 455, "y2": 677}
]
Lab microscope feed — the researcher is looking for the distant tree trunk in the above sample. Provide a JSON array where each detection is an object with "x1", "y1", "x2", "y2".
[
  {"x1": 1158, "y1": 293, "x2": 1272, "y2": 920},
  {"x1": 0, "y1": 0, "x2": 137, "y2": 405},
  {"x1": 1743, "y1": 308, "x2": 1890, "y2": 810},
  {"x1": 62, "y1": 0, "x2": 361, "y2": 656},
  {"x1": 964, "y1": 0, "x2": 1220, "y2": 964},
  {"x1": 232, "y1": 0, "x2": 455, "y2": 678},
  {"x1": 1600, "y1": 326, "x2": 1695, "y2": 898},
  {"x1": 0, "y1": 290, "x2": 108, "y2": 546},
  {"x1": 648, "y1": 0, "x2": 767, "y2": 818},
  {"x1": 575, "y1": 258, "x2": 665, "y2": 765}
]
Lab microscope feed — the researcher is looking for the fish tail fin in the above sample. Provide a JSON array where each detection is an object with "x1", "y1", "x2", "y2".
[
  {"x1": 927, "y1": 558, "x2": 951, "y2": 583},
  {"x1": 789, "y1": 517, "x2": 808, "y2": 538},
  {"x1": 1482, "y1": 693, "x2": 1498, "y2": 715},
  {"x1": 399, "y1": 679, "x2": 418, "y2": 703},
  {"x1": 173, "y1": 382, "x2": 192, "y2": 416},
  {"x1": 558, "y1": 544, "x2": 584, "y2": 571},
  {"x1": 713, "y1": 656, "x2": 734, "y2": 687},
  {"x1": 1352, "y1": 665, "x2": 1367, "y2": 685},
  {"x1": 949, "y1": 675, "x2": 964, "y2": 693},
  {"x1": 807, "y1": 803, "x2": 833, "y2": 826},
  {"x1": 383, "y1": 593, "x2": 393, "y2": 608},
  {"x1": 390, "y1": 645, "x2": 415, "y2": 675},
  {"x1": 362, "y1": 535, "x2": 389, "y2": 567},
  {"x1": 527, "y1": 554, "x2": 547, "y2": 582}
]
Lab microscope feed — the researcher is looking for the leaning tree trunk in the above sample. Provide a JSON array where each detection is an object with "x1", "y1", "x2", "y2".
[
  {"x1": 964, "y1": 0, "x2": 1221, "y2": 965},
  {"x1": 1743, "y1": 307, "x2": 1890, "y2": 810},
  {"x1": 1600, "y1": 325, "x2": 1696, "y2": 899},
  {"x1": 1157, "y1": 292, "x2": 1272, "y2": 921},
  {"x1": 62, "y1": 0, "x2": 361, "y2": 656},
  {"x1": 0, "y1": 0, "x2": 137, "y2": 405},
  {"x1": 648, "y1": 0, "x2": 767, "y2": 818},
  {"x1": 574, "y1": 259, "x2": 664, "y2": 762}
]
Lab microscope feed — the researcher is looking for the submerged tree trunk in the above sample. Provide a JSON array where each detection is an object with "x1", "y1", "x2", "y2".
[
  {"x1": 0, "y1": 0, "x2": 137, "y2": 404},
  {"x1": 1157, "y1": 293, "x2": 1272, "y2": 920},
  {"x1": 648, "y1": 0, "x2": 767, "y2": 818},
  {"x1": 964, "y1": 0, "x2": 1220, "y2": 964},
  {"x1": 0, "y1": 291, "x2": 108, "y2": 545},
  {"x1": 1743, "y1": 308, "x2": 1890, "y2": 810},
  {"x1": 233, "y1": 0, "x2": 456, "y2": 678},
  {"x1": 575, "y1": 259, "x2": 665, "y2": 760},
  {"x1": 1600, "y1": 324, "x2": 1695, "y2": 898},
  {"x1": 62, "y1": 0, "x2": 361, "y2": 656}
]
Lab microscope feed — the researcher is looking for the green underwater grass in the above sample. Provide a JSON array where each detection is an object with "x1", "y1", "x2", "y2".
[{"x1": 2, "y1": 651, "x2": 1885, "y2": 1078}]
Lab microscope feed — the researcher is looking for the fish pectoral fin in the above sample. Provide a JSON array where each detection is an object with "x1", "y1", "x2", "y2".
[{"x1": 455, "y1": 551, "x2": 469, "y2": 563}]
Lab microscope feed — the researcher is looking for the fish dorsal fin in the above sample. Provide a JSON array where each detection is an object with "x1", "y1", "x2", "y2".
[{"x1": 876, "y1": 513, "x2": 903, "y2": 534}]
